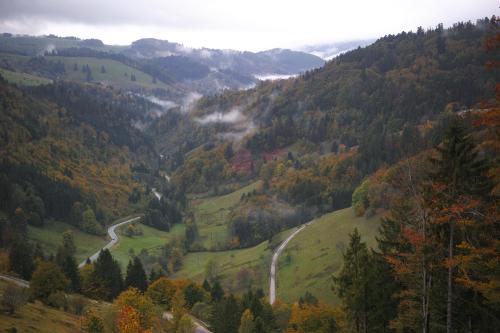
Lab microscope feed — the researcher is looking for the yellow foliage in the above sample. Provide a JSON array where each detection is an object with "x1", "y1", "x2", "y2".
[{"x1": 114, "y1": 288, "x2": 156, "y2": 329}]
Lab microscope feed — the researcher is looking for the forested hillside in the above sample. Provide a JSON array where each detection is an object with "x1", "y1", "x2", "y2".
[
  {"x1": 0, "y1": 79, "x2": 157, "y2": 235},
  {"x1": 188, "y1": 19, "x2": 498, "y2": 169}
]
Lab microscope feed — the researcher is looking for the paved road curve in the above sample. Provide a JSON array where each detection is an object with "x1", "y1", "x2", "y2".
[
  {"x1": 163, "y1": 312, "x2": 212, "y2": 333},
  {"x1": 152, "y1": 188, "x2": 162, "y2": 200},
  {"x1": 0, "y1": 273, "x2": 30, "y2": 288},
  {"x1": 78, "y1": 216, "x2": 142, "y2": 268},
  {"x1": 269, "y1": 222, "x2": 312, "y2": 304}
]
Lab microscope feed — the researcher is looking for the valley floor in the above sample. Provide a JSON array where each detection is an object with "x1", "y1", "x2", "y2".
[{"x1": 27, "y1": 183, "x2": 379, "y2": 304}]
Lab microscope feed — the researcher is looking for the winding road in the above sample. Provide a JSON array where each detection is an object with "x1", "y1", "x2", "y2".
[
  {"x1": 78, "y1": 216, "x2": 142, "y2": 268},
  {"x1": 163, "y1": 312, "x2": 211, "y2": 333},
  {"x1": 152, "y1": 188, "x2": 162, "y2": 200},
  {"x1": 0, "y1": 273, "x2": 30, "y2": 288},
  {"x1": 269, "y1": 222, "x2": 312, "y2": 304}
]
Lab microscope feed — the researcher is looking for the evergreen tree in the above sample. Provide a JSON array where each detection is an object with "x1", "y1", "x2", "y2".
[
  {"x1": 91, "y1": 249, "x2": 123, "y2": 300},
  {"x1": 429, "y1": 118, "x2": 492, "y2": 333},
  {"x1": 149, "y1": 267, "x2": 165, "y2": 283},
  {"x1": 124, "y1": 257, "x2": 148, "y2": 292},
  {"x1": 333, "y1": 228, "x2": 371, "y2": 333},
  {"x1": 183, "y1": 282, "x2": 205, "y2": 309},
  {"x1": 86, "y1": 66, "x2": 93, "y2": 82},
  {"x1": 211, "y1": 295, "x2": 242, "y2": 333},
  {"x1": 55, "y1": 231, "x2": 80, "y2": 292},
  {"x1": 202, "y1": 279, "x2": 211, "y2": 292},
  {"x1": 184, "y1": 221, "x2": 198, "y2": 247},
  {"x1": 210, "y1": 280, "x2": 224, "y2": 302},
  {"x1": 431, "y1": 119, "x2": 491, "y2": 197},
  {"x1": 32, "y1": 243, "x2": 45, "y2": 260},
  {"x1": 61, "y1": 255, "x2": 81, "y2": 292},
  {"x1": 8, "y1": 240, "x2": 34, "y2": 280}
]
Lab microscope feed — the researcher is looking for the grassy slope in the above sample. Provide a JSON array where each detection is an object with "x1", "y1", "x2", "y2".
[
  {"x1": 29, "y1": 220, "x2": 185, "y2": 268},
  {"x1": 0, "y1": 300, "x2": 82, "y2": 333},
  {"x1": 0, "y1": 280, "x2": 81, "y2": 333},
  {"x1": 47, "y1": 55, "x2": 170, "y2": 90},
  {"x1": 0, "y1": 36, "x2": 80, "y2": 55},
  {"x1": 0, "y1": 279, "x2": 114, "y2": 333},
  {"x1": 0, "y1": 67, "x2": 52, "y2": 86},
  {"x1": 0, "y1": 52, "x2": 170, "y2": 90},
  {"x1": 276, "y1": 208, "x2": 380, "y2": 305},
  {"x1": 191, "y1": 181, "x2": 262, "y2": 249},
  {"x1": 28, "y1": 220, "x2": 106, "y2": 263},
  {"x1": 113, "y1": 223, "x2": 185, "y2": 268},
  {"x1": 174, "y1": 228, "x2": 293, "y2": 294}
]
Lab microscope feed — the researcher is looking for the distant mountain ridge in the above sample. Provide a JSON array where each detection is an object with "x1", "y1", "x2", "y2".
[
  {"x1": 125, "y1": 38, "x2": 325, "y2": 76},
  {"x1": 298, "y1": 39, "x2": 376, "y2": 60},
  {"x1": 0, "y1": 34, "x2": 325, "y2": 93}
]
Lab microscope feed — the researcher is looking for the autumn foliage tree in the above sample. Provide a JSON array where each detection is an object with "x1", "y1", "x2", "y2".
[
  {"x1": 114, "y1": 288, "x2": 156, "y2": 330},
  {"x1": 286, "y1": 301, "x2": 340, "y2": 333}
]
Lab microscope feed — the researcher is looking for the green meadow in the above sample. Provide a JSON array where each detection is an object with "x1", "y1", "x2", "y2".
[{"x1": 276, "y1": 208, "x2": 380, "y2": 304}]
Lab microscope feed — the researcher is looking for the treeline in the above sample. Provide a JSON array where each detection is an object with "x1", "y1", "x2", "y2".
[{"x1": 334, "y1": 115, "x2": 499, "y2": 332}]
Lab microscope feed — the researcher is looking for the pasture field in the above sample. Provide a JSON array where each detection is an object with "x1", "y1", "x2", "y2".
[
  {"x1": 112, "y1": 223, "x2": 185, "y2": 268},
  {"x1": 190, "y1": 181, "x2": 262, "y2": 249},
  {"x1": 174, "y1": 227, "x2": 293, "y2": 294},
  {"x1": 28, "y1": 219, "x2": 185, "y2": 268},
  {"x1": 0, "y1": 52, "x2": 171, "y2": 90},
  {"x1": 28, "y1": 220, "x2": 106, "y2": 263},
  {"x1": 276, "y1": 208, "x2": 381, "y2": 304},
  {"x1": 0, "y1": 67, "x2": 52, "y2": 86}
]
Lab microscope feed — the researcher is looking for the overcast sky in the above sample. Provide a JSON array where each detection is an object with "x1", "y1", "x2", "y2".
[{"x1": 0, "y1": 0, "x2": 498, "y2": 51}]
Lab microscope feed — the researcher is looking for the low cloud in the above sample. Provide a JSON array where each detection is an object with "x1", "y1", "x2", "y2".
[
  {"x1": 196, "y1": 108, "x2": 257, "y2": 142},
  {"x1": 181, "y1": 92, "x2": 202, "y2": 112},
  {"x1": 146, "y1": 96, "x2": 177, "y2": 110},
  {"x1": 219, "y1": 121, "x2": 256, "y2": 142},
  {"x1": 196, "y1": 108, "x2": 245, "y2": 124},
  {"x1": 38, "y1": 43, "x2": 56, "y2": 56},
  {"x1": 254, "y1": 73, "x2": 298, "y2": 81}
]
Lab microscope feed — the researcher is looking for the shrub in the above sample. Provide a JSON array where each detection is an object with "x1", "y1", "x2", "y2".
[
  {"x1": 0, "y1": 283, "x2": 29, "y2": 314},
  {"x1": 67, "y1": 294, "x2": 89, "y2": 315},
  {"x1": 30, "y1": 261, "x2": 69, "y2": 303},
  {"x1": 81, "y1": 308, "x2": 105, "y2": 333},
  {"x1": 191, "y1": 302, "x2": 212, "y2": 323},
  {"x1": 46, "y1": 291, "x2": 67, "y2": 310}
]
